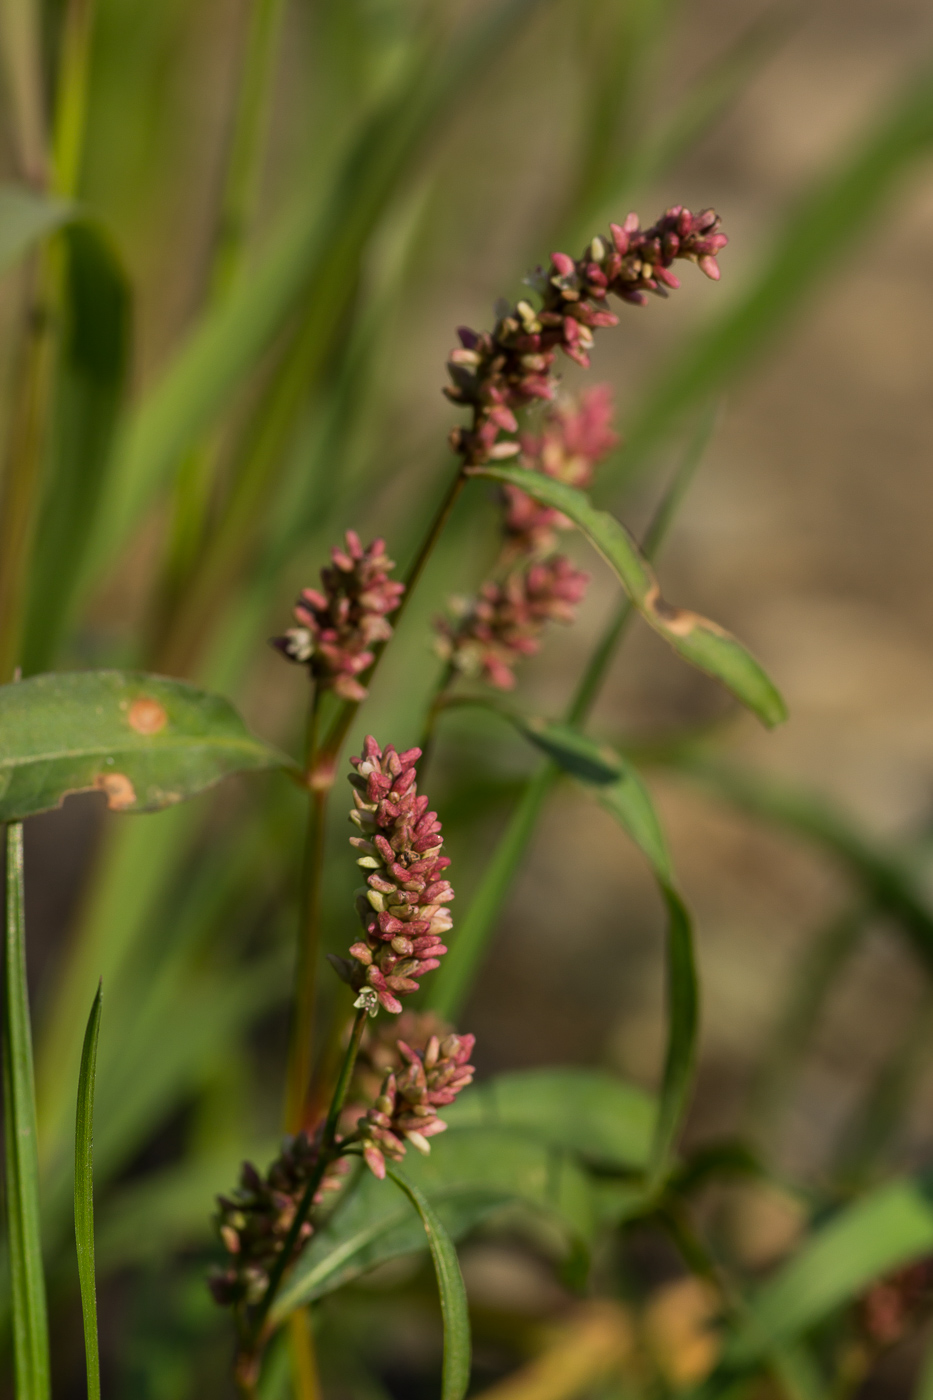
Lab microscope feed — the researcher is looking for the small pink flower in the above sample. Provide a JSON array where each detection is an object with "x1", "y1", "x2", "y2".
[
  {"x1": 436, "y1": 555, "x2": 590, "y2": 690},
  {"x1": 339, "y1": 740, "x2": 454, "y2": 1014},
  {"x1": 356, "y1": 1032, "x2": 476, "y2": 1178},
  {"x1": 444, "y1": 208, "x2": 726, "y2": 469},
  {"x1": 503, "y1": 384, "x2": 619, "y2": 554},
  {"x1": 209, "y1": 1131, "x2": 348, "y2": 1307},
  {"x1": 271, "y1": 532, "x2": 404, "y2": 701}
]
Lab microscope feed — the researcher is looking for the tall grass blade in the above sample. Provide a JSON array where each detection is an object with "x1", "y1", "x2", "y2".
[
  {"x1": 74, "y1": 983, "x2": 102, "y2": 1400},
  {"x1": 3, "y1": 822, "x2": 50, "y2": 1399},
  {"x1": 83, "y1": 0, "x2": 550, "y2": 596},
  {"x1": 22, "y1": 222, "x2": 131, "y2": 674}
]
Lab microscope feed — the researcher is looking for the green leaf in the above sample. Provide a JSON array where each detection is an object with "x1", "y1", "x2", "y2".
[
  {"x1": 3, "y1": 823, "x2": 50, "y2": 1399},
  {"x1": 385, "y1": 1164, "x2": 471, "y2": 1400},
  {"x1": 726, "y1": 1177, "x2": 933, "y2": 1366},
  {"x1": 74, "y1": 985, "x2": 102, "y2": 1400},
  {"x1": 443, "y1": 1067, "x2": 656, "y2": 1172},
  {"x1": 273, "y1": 1126, "x2": 595, "y2": 1319},
  {"x1": 0, "y1": 185, "x2": 72, "y2": 275},
  {"x1": 471, "y1": 465, "x2": 786, "y2": 728},
  {"x1": 0, "y1": 670, "x2": 288, "y2": 821},
  {"x1": 23, "y1": 222, "x2": 131, "y2": 674}
]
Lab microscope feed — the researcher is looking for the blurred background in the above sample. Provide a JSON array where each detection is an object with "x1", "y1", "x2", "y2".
[{"x1": 5, "y1": 0, "x2": 933, "y2": 1394}]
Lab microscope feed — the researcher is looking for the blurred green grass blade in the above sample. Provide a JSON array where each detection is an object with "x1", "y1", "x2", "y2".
[
  {"x1": 428, "y1": 762, "x2": 555, "y2": 1020},
  {"x1": 384, "y1": 1165, "x2": 471, "y2": 1400},
  {"x1": 0, "y1": 185, "x2": 71, "y2": 273},
  {"x1": 473, "y1": 465, "x2": 786, "y2": 727},
  {"x1": 664, "y1": 755, "x2": 933, "y2": 969},
  {"x1": 619, "y1": 62, "x2": 933, "y2": 473},
  {"x1": 22, "y1": 222, "x2": 130, "y2": 674},
  {"x1": 3, "y1": 822, "x2": 50, "y2": 1400},
  {"x1": 726, "y1": 1177, "x2": 933, "y2": 1366},
  {"x1": 646, "y1": 886, "x2": 698, "y2": 1192},
  {"x1": 0, "y1": 670, "x2": 288, "y2": 820},
  {"x1": 36, "y1": 803, "x2": 197, "y2": 1171},
  {"x1": 273, "y1": 1126, "x2": 595, "y2": 1318},
  {"x1": 518, "y1": 719, "x2": 694, "y2": 1189},
  {"x1": 749, "y1": 905, "x2": 866, "y2": 1138},
  {"x1": 83, "y1": 0, "x2": 550, "y2": 593},
  {"x1": 443, "y1": 1066, "x2": 656, "y2": 1170},
  {"x1": 74, "y1": 984, "x2": 102, "y2": 1400}
]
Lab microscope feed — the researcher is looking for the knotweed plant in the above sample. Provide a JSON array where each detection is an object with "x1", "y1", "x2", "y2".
[{"x1": 4, "y1": 169, "x2": 929, "y2": 1400}]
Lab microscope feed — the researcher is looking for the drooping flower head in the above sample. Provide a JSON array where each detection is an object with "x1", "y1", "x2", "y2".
[
  {"x1": 355, "y1": 1030, "x2": 476, "y2": 1179},
  {"x1": 436, "y1": 555, "x2": 590, "y2": 690},
  {"x1": 209, "y1": 1131, "x2": 347, "y2": 1307},
  {"x1": 445, "y1": 207, "x2": 726, "y2": 468},
  {"x1": 340, "y1": 739, "x2": 453, "y2": 1014},
  {"x1": 271, "y1": 532, "x2": 404, "y2": 701}
]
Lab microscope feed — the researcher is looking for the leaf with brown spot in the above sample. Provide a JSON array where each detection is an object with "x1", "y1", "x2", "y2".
[
  {"x1": 0, "y1": 671, "x2": 290, "y2": 821},
  {"x1": 470, "y1": 465, "x2": 787, "y2": 728}
]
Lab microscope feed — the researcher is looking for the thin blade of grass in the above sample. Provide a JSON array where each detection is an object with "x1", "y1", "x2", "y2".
[
  {"x1": 74, "y1": 983, "x2": 102, "y2": 1400},
  {"x1": 380, "y1": 1165, "x2": 471, "y2": 1400},
  {"x1": 3, "y1": 821, "x2": 50, "y2": 1399}
]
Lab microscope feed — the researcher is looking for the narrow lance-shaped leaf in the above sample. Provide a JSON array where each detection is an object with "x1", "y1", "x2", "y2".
[
  {"x1": 74, "y1": 985, "x2": 102, "y2": 1400},
  {"x1": 274, "y1": 1126, "x2": 595, "y2": 1317},
  {"x1": 470, "y1": 465, "x2": 786, "y2": 729},
  {"x1": 0, "y1": 670, "x2": 290, "y2": 821},
  {"x1": 3, "y1": 823, "x2": 51, "y2": 1399},
  {"x1": 384, "y1": 1165, "x2": 471, "y2": 1400},
  {"x1": 725, "y1": 1176, "x2": 933, "y2": 1368}
]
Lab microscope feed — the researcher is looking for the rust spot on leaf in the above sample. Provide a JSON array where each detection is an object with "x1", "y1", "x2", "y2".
[
  {"x1": 645, "y1": 585, "x2": 727, "y2": 639},
  {"x1": 128, "y1": 696, "x2": 167, "y2": 735},
  {"x1": 94, "y1": 772, "x2": 136, "y2": 810}
]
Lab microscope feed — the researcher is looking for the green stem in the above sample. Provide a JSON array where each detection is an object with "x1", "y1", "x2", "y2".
[
  {"x1": 427, "y1": 407, "x2": 716, "y2": 1019},
  {"x1": 252, "y1": 1008, "x2": 367, "y2": 1344},
  {"x1": 50, "y1": 0, "x2": 97, "y2": 199},
  {"x1": 3, "y1": 823, "x2": 51, "y2": 1399}
]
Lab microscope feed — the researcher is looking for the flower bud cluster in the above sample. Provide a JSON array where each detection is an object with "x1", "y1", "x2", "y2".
[
  {"x1": 271, "y1": 531, "x2": 404, "y2": 701},
  {"x1": 503, "y1": 383, "x2": 618, "y2": 556},
  {"x1": 436, "y1": 557, "x2": 589, "y2": 691},
  {"x1": 355, "y1": 1030, "x2": 475, "y2": 1179},
  {"x1": 342, "y1": 738, "x2": 453, "y2": 1014},
  {"x1": 209, "y1": 1132, "x2": 347, "y2": 1307},
  {"x1": 445, "y1": 207, "x2": 726, "y2": 467}
]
